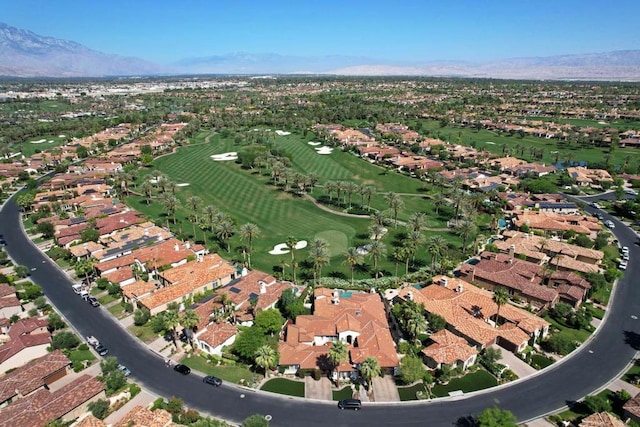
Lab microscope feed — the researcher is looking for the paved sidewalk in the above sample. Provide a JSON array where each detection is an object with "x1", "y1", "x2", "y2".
[{"x1": 522, "y1": 418, "x2": 557, "y2": 427}]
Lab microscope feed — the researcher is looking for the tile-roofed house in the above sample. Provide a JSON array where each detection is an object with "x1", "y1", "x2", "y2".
[
  {"x1": 623, "y1": 392, "x2": 640, "y2": 423},
  {"x1": 121, "y1": 280, "x2": 157, "y2": 305},
  {"x1": 0, "y1": 318, "x2": 51, "y2": 373},
  {"x1": 193, "y1": 322, "x2": 238, "y2": 356},
  {"x1": 132, "y1": 238, "x2": 205, "y2": 275},
  {"x1": 566, "y1": 166, "x2": 614, "y2": 188},
  {"x1": 0, "y1": 350, "x2": 70, "y2": 406},
  {"x1": 95, "y1": 211, "x2": 144, "y2": 237},
  {"x1": 395, "y1": 276, "x2": 549, "y2": 353},
  {"x1": 0, "y1": 284, "x2": 22, "y2": 319},
  {"x1": 102, "y1": 266, "x2": 136, "y2": 286},
  {"x1": 74, "y1": 414, "x2": 107, "y2": 427},
  {"x1": 421, "y1": 329, "x2": 478, "y2": 370},
  {"x1": 459, "y1": 252, "x2": 559, "y2": 309},
  {"x1": 279, "y1": 289, "x2": 398, "y2": 380},
  {"x1": 138, "y1": 254, "x2": 236, "y2": 315},
  {"x1": 578, "y1": 412, "x2": 626, "y2": 427},
  {"x1": 0, "y1": 374, "x2": 105, "y2": 427},
  {"x1": 513, "y1": 211, "x2": 601, "y2": 238},
  {"x1": 114, "y1": 405, "x2": 174, "y2": 427},
  {"x1": 68, "y1": 241, "x2": 105, "y2": 262}
]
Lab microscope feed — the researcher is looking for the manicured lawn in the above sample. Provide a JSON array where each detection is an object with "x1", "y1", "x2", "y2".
[
  {"x1": 530, "y1": 354, "x2": 555, "y2": 369},
  {"x1": 260, "y1": 378, "x2": 305, "y2": 397},
  {"x1": 622, "y1": 361, "x2": 640, "y2": 384},
  {"x1": 128, "y1": 325, "x2": 161, "y2": 343},
  {"x1": 397, "y1": 382, "x2": 427, "y2": 401},
  {"x1": 544, "y1": 315, "x2": 593, "y2": 344},
  {"x1": 98, "y1": 294, "x2": 118, "y2": 305},
  {"x1": 431, "y1": 370, "x2": 498, "y2": 398},
  {"x1": 584, "y1": 303, "x2": 605, "y2": 320},
  {"x1": 181, "y1": 355, "x2": 258, "y2": 384},
  {"x1": 129, "y1": 130, "x2": 466, "y2": 279},
  {"x1": 108, "y1": 302, "x2": 128, "y2": 318},
  {"x1": 67, "y1": 348, "x2": 96, "y2": 364},
  {"x1": 332, "y1": 386, "x2": 355, "y2": 401}
]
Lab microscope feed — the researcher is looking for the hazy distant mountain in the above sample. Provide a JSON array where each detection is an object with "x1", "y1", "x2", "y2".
[
  {"x1": 0, "y1": 22, "x2": 165, "y2": 77},
  {"x1": 1, "y1": 22, "x2": 640, "y2": 81}
]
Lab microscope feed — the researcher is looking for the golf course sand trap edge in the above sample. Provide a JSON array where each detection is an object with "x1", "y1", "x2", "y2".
[
  {"x1": 307, "y1": 141, "x2": 322, "y2": 146},
  {"x1": 211, "y1": 152, "x2": 238, "y2": 161},
  {"x1": 176, "y1": 183, "x2": 190, "y2": 187},
  {"x1": 314, "y1": 147, "x2": 334, "y2": 155}
]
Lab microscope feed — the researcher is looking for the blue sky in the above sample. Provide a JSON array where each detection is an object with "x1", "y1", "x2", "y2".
[{"x1": 2, "y1": 0, "x2": 639, "y2": 64}]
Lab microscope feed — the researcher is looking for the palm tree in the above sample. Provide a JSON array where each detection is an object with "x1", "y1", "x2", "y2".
[
  {"x1": 456, "y1": 219, "x2": 477, "y2": 253},
  {"x1": 334, "y1": 181, "x2": 345, "y2": 207},
  {"x1": 310, "y1": 239, "x2": 330, "y2": 286},
  {"x1": 384, "y1": 192, "x2": 404, "y2": 227},
  {"x1": 368, "y1": 240, "x2": 387, "y2": 278},
  {"x1": 187, "y1": 196, "x2": 202, "y2": 223},
  {"x1": 371, "y1": 210, "x2": 387, "y2": 227},
  {"x1": 163, "y1": 196, "x2": 179, "y2": 224},
  {"x1": 285, "y1": 236, "x2": 299, "y2": 283},
  {"x1": 198, "y1": 216, "x2": 210, "y2": 247},
  {"x1": 140, "y1": 180, "x2": 154, "y2": 204},
  {"x1": 345, "y1": 181, "x2": 359, "y2": 209},
  {"x1": 255, "y1": 345, "x2": 278, "y2": 378},
  {"x1": 405, "y1": 311, "x2": 427, "y2": 346},
  {"x1": 362, "y1": 185, "x2": 375, "y2": 211},
  {"x1": 407, "y1": 212, "x2": 427, "y2": 233},
  {"x1": 74, "y1": 257, "x2": 96, "y2": 287},
  {"x1": 390, "y1": 246, "x2": 408, "y2": 283},
  {"x1": 343, "y1": 247, "x2": 363, "y2": 286},
  {"x1": 328, "y1": 340, "x2": 349, "y2": 380},
  {"x1": 427, "y1": 235, "x2": 448, "y2": 271},
  {"x1": 432, "y1": 192, "x2": 446, "y2": 215},
  {"x1": 359, "y1": 356, "x2": 381, "y2": 388},
  {"x1": 324, "y1": 181, "x2": 337, "y2": 203},
  {"x1": 239, "y1": 223, "x2": 261, "y2": 268},
  {"x1": 216, "y1": 220, "x2": 235, "y2": 253},
  {"x1": 204, "y1": 205, "x2": 218, "y2": 230},
  {"x1": 180, "y1": 309, "x2": 200, "y2": 350},
  {"x1": 368, "y1": 223, "x2": 386, "y2": 241},
  {"x1": 492, "y1": 288, "x2": 509, "y2": 328},
  {"x1": 163, "y1": 309, "x2": 181, "y2": 346}
]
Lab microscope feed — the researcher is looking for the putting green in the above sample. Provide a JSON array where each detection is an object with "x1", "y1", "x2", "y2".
[{"x1": 315, "y1": 230, "x2": 349, "y2": 257}]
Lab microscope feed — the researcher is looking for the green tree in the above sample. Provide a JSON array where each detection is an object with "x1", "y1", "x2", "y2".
[
  {"x1": 233, "y1": 327, "x2": 267, "y2": 361},
  {"x1": 384, "y1": 192, "x2": 404, "y2": 227},
  {"x1": 163, "y1": 195, "x2": 179, "y2": 224},
  {"x1": 239, "y1": 223, "x2": 261, "y2": 268},
  {"x1": 476, "y1": 407, "x2": 517, "y2": 427},
  {"x1": 163, "y1": 309, "x2": 181, "y2": 345},
  {"x1": 285, "y1": 236, "x2": 299, "y2": 283},
  {"x1": 328, "y1": 340, "x2": 349, "y2": 375},
  {"x1": 242, "y1": 414, "x2": 269, "y2": 427},
  {"x1": 343, "y1": 247, "x2": 363, "y2": 286},
  {"x1": 254, "y1": 308, "x2": 285, "y2": 335},
  {"x1": 427, "y1": 236, "x2": 448, "y2": 271},
  {"x1": 427, "y1": 312, "x2": 446, "y2": 332},
  {"x1": 368, "y1": 240, "x2": 387, "y2": 279},
  {"x1": 309, "y1": 238, "x2": 330, "y2": 285},
  {"x1": 87, "y1": 399, "x2": 110, "y2": 420},
  {"x1": 51, "y1": 331, "x2": 80, "y2": 349},
  {"x1": 180, "y1": 309, "x2": 200, "y2": 349},
  {"x1": 216, "y1": 220, "x2": 235, "y2": 253},
  {"x1": 100, "y1": 356, "x2": 119, "y2": 375},
  {"x1": 583, "y1": 394, "x2": 612, "y2": 413},
  {"x1": 36, "y1": 221, "x2": 55, "y2": 238},
  {"x1": 399, "y1": 355, "x2": 426, "y2": 384},
  {"x1": 133, "y1": 308, "x2": 151, "y2": 326},
  {"x1": 254, "y1": 344, "x2": 278, "y2": 377},
  {"x1": 80, "y1": 227, "x2": 100, "y2": 243},
  {"x1": 14, "y1": 264, "x2": 30, "y2": 278},
  {"x1": 47, "y1": 312, "x2": 66, "y2": 330}
]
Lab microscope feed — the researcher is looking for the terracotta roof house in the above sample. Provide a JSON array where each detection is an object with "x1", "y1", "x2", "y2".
[
  {"x1": 114, "y1": 405, "x2": 175, "y2": 427},
  {"x1": 121, "y1": 280, "x2": 157, "y2": 305},
  {"x1": 132, "y1": 238, "x2": 205, "y2": 276},
  {"x1": 0, "y1": 374, "x2": 105, "y2": 427},
  {"x1": 395, "y1": 276, "x2": 549, "y2": 353},
  {"x1": 624, "y1": 392, "x2": 640, "y2": 423},
  {"x1": 138, "y1": 254, "x2": 236, "y2": 315},
  {"x1": 216, "y1": 269, "x2": 294, "y2": 324},
  {"x1": 102, "y1": 266, "x2": 136, "y2": 286},
  {"x1": 0, "y1": 350, "x2": 71, "y2": 406},
  {"x1": 0, "y1": 284, "x2": 22, "y2": 319},
  {"x1": 68, "y1": 241, "x2": 105, "y2": 262},
  {"x1": 193, "y1": 322, "x2": 238, "y2": 357},
  {"x1": 566, "y1": 166, "x2": 614, "y2": 188},
  {"x1": 74, "y1": 414, "x2": 107, "y2": 427},
  {"x1": 459, "y1": 252, "x2": 559, "y2": 309},
  {"x1": 579, "y1": 412, "x2": 626, "y2": 427},
  {"x1": 421, "y1": 329, "x2": 478, "y2": 371},
  {"x1": 0, "y1": 318, "x2": 51, "y2": 373},
  {"x1": 513, "y1": 211, "x2": 601, "y2": 239},
  {"x1": 279, "y1": 289, "x2": 398, "y2": 380}
]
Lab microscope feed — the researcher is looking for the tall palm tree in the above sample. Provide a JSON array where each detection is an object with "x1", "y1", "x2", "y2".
[
  {"x1": 310, "y1": 239, "x2": 330, "y2": 286},
  {"x1": 328, "y1": 340, "x2": 349, "y2": 379},
  {"x1": 432, "y1": 192, "x2": 446, "y2": 215},
  {"x1": 285, "y1": 236, "x2": 299, "y2": 283},
  {"x1": 187, "y1": 196, "x2": 202, "y2": 223},
  {"x1": 405, "y1": 311, "x2": 427, "y2": 346},
  {"x1": 180, "y1": 309, "x2": 200, "y2": 350},
  {"x1": 216, "y1": 220, "x2": 235, "y2": 253},
  {"x1": 163, "y1": 196, "x2": 179, "y2": 224},
  {"x1": 427, "y1": 235, "x2": 448, "y2": 271},
  {"x1": 384, "y1": 192, "x2": 404, "y2": 227},
  {"x1": 140, "y1": 180, "x2": 154, "y2": 204},
  {"x1": 324, "y1": 181, "x2": 337, "y2": 203},
  {"x1": 407, "y1": 212, "x2": 427, "y2": 233},
  {"x1": 204, "y1": 205, "x2": 218, "y2": 230},
  {"x1": 239, "y1": 223, "x2": 261, "y2": 268},
  {"x1": 456, "y1": 219, "x2": 477, "y2": 252},
  {"x1": 359, "y1": 356, "x2": 381, "y2": 388},
  {"x1": 255, "y1": 345, "x2": 278, "y2": 378},
  {"x1": 345, "y1": 181, "x2": 359, "y2": 209},
  {"x1": 334, "y1": 181, "x2": 345, "y2": 207},
  {"x1": 362, "y1": 185, "x2": 375, "y2": 211},
  {"x1": 199, "y1": 216, "x2": 210, "y2": 247},
  {"x1": 368, "y1": 240, "x2": 387, "y2": 279},
  {"x1": 368, "y1": 223, "x2": 386, "y2": 241},
  {"x1": 492, "y1": 288, "x2": 509, "y2": 328},
  {"x1": 342, "y1": 247, "x2": 363, "y2": 286},
  {"x1": 371, "y1": 210, "x2": 388, "y2": 227},
  {"x1": 163, "y1": 309, "x2": 181, "y2": 345}
]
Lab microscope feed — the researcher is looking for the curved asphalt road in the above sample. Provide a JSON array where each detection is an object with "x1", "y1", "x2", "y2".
[{"x1": 2, "y1": 197, "x2": 640, "y2": 427}]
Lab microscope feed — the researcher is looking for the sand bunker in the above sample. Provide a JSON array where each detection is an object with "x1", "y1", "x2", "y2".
[
  {"x1": 211, "y1": 152, "x2": 238, "y2": 161},
  {"x1": 268, "y1": 240, "x2": 308, "y2": 255},
  {"x1": 485, "y1": 141, "x2": 496, "y2": 145},
  {"x1": 315, "y1": 147, "x2": 334, "y2": 155},
  {"x1": 307, "y1": 141, "x2": 322, "y2": 146},
  {"x1": 48, "y1": 140, "x2": 54, "y2": 143},
  {"x1": 148, "y1": 179, "x2": 158, "y2": 184},
  {"x1": 176, "y1": 183, "x2": 190, "y2": 187},
  {"x1": 275, "y1": 130, "x2": 291, "y2": 136},
  {"x1": 58, "y1": 135, "x2": 66, "y2": 138},
  {"x1": 30, "y1": 139, "x2": 46, "y2": 144}
]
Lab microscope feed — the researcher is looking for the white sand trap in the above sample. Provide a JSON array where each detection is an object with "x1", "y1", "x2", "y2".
[
  {"x1": 148, "y1": 179, "x2": 158, "y2": 184},
  {"x1": 48, "y1": 140, "x2": 54, "y2": 143},
  {"x1": 307, "y1": 141, "x2": 322, "y2": 146},
  {"x1": 58, "y1": 135, "x2": 66, "y2": 138},
  {"x1": 275, "y1": 130, "x2": 291, "y2": 136},
  {"x1": 268, "y1": 240, "x2": 308, "y2": 255},
  {"x1": 598, "y1": 121, "x2": 608, "y2": 125},
  {"x1": 269, "y1": 243, "x2": 290, "y2": 255},
  {"x1": 485, "y1": 141, "x2": 496, "y2": 145},
  {"x1": 211, "y1": 152, "x2": 238, "y2": 161},
  {"x1": 315, "y1": 147, "x2": 334, "y2": 155},
  {"x1": 30, "y1": 139, "x2": 46, "y2": 144},
  {"x1": 176, "y1": 183, "x2": 190, "y2": 187}
]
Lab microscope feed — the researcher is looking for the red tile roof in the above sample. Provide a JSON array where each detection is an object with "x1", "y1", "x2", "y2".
[{"x1": 0, "y1": 350, "x2": 70, "y2": 403}]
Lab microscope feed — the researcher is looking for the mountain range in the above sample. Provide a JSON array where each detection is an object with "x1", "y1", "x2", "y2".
[{"x1": 1, "y1": 22, "x2": 640, "y2": 81}]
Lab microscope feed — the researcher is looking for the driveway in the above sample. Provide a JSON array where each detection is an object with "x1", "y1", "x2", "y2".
[
  {"x1": 491, "y1": 344, "x2": 537, "y2": 379},
  {"x1": 304, "y1": 376, "x2": 332, "y2": 400},
  {"x1": 371, "y1": 376, "x2": 400, "y2": 402}
]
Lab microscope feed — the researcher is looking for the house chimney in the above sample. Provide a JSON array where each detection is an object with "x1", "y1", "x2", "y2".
[
  {"x1": 441, "y1": 277, "x2": 448, "y2": 288},
  {"x1": 174, "y1": 244, "x2": 179, "y2": 252},
  {"x1": 144, "y1": 228, "x2": 149, "y2": 236},
  {"x1": 457, "y1": 283, "x2": 463, "y2": 293},
  {"x1": 508, "y1": 244, "x2": 515, "y2": 257},
  {"x1": 185, "y1": 242, "x2": 191, "y2": 249},
  {"x1": 406, "y1": 291, "x2": 413, "y2": 301}
]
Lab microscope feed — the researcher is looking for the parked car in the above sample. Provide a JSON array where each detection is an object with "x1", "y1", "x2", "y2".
[
  {"x1": 72, "y1": 284, "x2": 84, "y2": 294},
  {"x1": 203, "y1": 376, "x2": 222, "y2": 387},
  {"x1": 117, "y1": 364, "x2": 131, "y2": 377},
  {"x1": 619, "y1": 261, "x2": 628, "y2": 270},
  {"x1": 95, "y1": 344, "x2": 109, "y2": 356},
  {"x1": 80, "y1": 290, "x2": 90, "y2": 300},
  {"x1": 605, "y1": 220, "x2": 615, "y2": 229},
  {"x1": 591, "y1": 202, "x2": 602, "y2": 209},
  {"x1": 621, "y1": 246, "x2": 630, "y2": 254},
  {"x1": 173, "y1": 364, "x2": 191, "y2": 375},
  {"x1": 86, "y1": 336, "x2": 99, "y2": 347},
  {"x1": 338, "y1": 399, "x2": 362, "y2": 410},
  {"x1": 88, "y1": 296, "x2": 100, "y2": 307},
  {"x1": 625, "y1": 189, "x2": 638, "y2": 196}
]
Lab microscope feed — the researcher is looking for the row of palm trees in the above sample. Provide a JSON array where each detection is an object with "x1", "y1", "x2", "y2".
[{"x1": 323, "y1": 181, "x2": 376, "y2": 211}]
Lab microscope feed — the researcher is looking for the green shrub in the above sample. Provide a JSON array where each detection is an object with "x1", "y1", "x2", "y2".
[
  {"x1": 72, "y1": 360, "x2": 84, "y2": 372},
  {"x1": 129, "y1": 383, "x2": 141, "y2": 398},
  {"x1": 88, "y1": 399, "x2": 110, "y2": 420}
]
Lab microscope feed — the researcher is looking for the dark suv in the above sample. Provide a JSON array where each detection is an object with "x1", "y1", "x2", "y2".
[
  {"x1": 338, "y1": 399, "x2": 362, "y2": 410},
  {"x1": 173, "y1": 364, "x2": 191, "y2": 375},
  {"x1": 203, "y1": 375, "x2": 222, "y2": 386}
]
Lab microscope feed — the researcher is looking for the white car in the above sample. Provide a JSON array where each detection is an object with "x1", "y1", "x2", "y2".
[
  {"x1": 86, "y1": 336, "x2": 99, "y2": 347},
  {"x1": 619, "y1": 261, "x2": 628, "y2": 270},
  {"x1": 621, "y1": 246, "x2": 629, "y2": 254},
  {"x1": 605, "y1": 220, "x2": 615, "y2": 229},
  {"x1": 625, "y1": 189, "x2": 638, "y2": 196}
]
